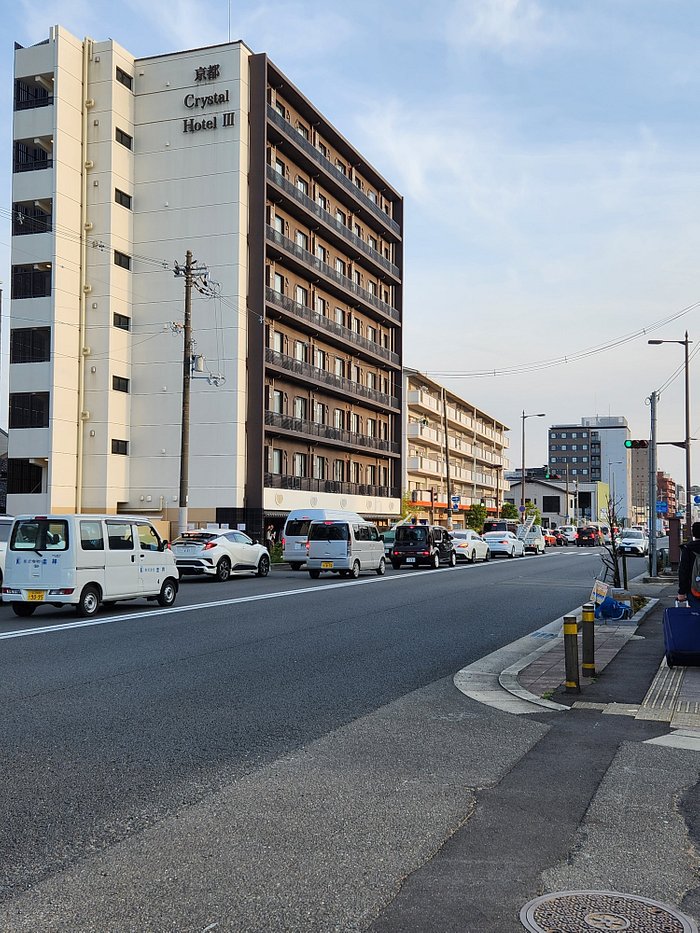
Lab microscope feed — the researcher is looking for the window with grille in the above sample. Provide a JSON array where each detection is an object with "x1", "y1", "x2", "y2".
[
  {"x1": 10, "y1": 327, "x2": 50, "y2": 363},
  {"x1": 111, "y1": 439, "x2": 129, "y2": 455},
  {"x1": 112, "y1": 375, "x2": 130, "y2": 393},
  {"x1": 9, "y1": 392, "x2": 49, "y2": 428},
  {"x1": 115, "y1": 127, "x2": 133, "y2": 149},
  {"x1": 113, "y1": 313, "x2": 131, "y2": 331}
]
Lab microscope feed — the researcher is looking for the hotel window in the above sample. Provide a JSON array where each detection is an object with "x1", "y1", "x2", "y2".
[
  {"x1": 9, "y1": 392, "x2": 49, "y2": 428},
  {"x1": 366, "y1": 419, "x2": 376, "y2": 438},
  {"x1": 353, "y1": 223, "x2": 362, "y2": 237},
  {"x1": 350, "y1": 412, "x2": 360, "y2": 433},
  {"x1": 366, "y1": 372, "x2": 377, "y2": 390},
  {"x1": 313, "y1": 456, "x2": 327, "y2": 480},
  {"x1": 333, "y1": 459, "x2": 345, "y2": 482},
  {"x1": 353, "y1": 270, "x2": 362, "y2": 286},
  {"x1": 350, "y1": 461, "x2": 360, "y2": 484},
  {"x1": 351, "y1": 364, "x2": 361, "y2": 382},
  {"x1": 336, "y1": 159, "x2": 346, "y2": 175},
  {"x1": 295, "y1": 230, "x2": 308, "y2": 251},
  {"x1": 334, "y1": 307, "x2": 344, "y2": 326},
  {"x1": 274, "y1": 215, "x2": 284, "y2": 235},
  {"x1": 335, "y1": 208, "x2": 346, "y2": 226},
  {"x1": 113, "y1": 312, "x2": 131, "y2": 331},
  {"x1": 275, "y1": 100, "x2": 285, "y2": 117},
  {"x1": 334, "y1": 358, "x2": 345, "y2": 378},
  {"x1": 317, "y1": 141, "x2": 328, "y2": 158},
  {"x1": 115, "y1": 66, "x2": 133, "y2": 90},
  {"x1": 272, "y1": 389, "x2": 284, "y2": 413},
  {"x1": 111, "y1": 439, "x2": 129, "y2": 455},
  {"x1": 315, "y1": 296, "x2": 326, "y2": 316},
  {"x1": 313, "y1": 348, "x2": 326, "y2": 370},
  {"x1": 317, "y1": 193, "x2": 328, "y2": 211},
  {"x1": 115, "y1": 127, "x2": 132, "y2": 149},
  {"x1": 292, "y1": 452, "x2": 306, "y2": 477},
  {"x1": 368, "y1": 235, "x2": 377, "y2": 251},
  {"x1": 335, "y1": 258, "x2": 346, "y2": 276},
  {"x1": 293, "y1": 340, "x2": 307, "y2": 363},
  {"x1": 366, "y1": 325, "x2": 376, "y2": 344},
  {"x1": 367, "y1": 465, "x2": 377, "y2": 485},
  {"x1": 10, "y1": 327, "x2": 50, "y2": 363},
  {"x1": 367, "y1": 281, "x2": 376, "y2": 296},
  {"x1": 295, "y1": 284, "x2": 308, "y2": 306},
  {"x1": 114, "y1": 250, "x2": 131, "y2": 270},
  {"x1": 334, "y1": 409, "x2": 345, "y2": 430},
  {"x1": 350, "y1": 317, "x2": 361, "y2": 335},
  {"x1": 313, "y1": 401, "x2": 326, "y2": 424},
  {"x1": 293, "y1": 397, "x2": 307, "y2": 420},
  {"x1": 296, "y1": 122, "x2": 309, "y2": 140},
  {"x1": 273, "y1": 272, "x2": 284, "y2": 294},
  {"x1": 112, "y1": 375, "x2": 129, "y2": 393},
  {"x1": 115, "y1": 188, "x2": 132, "y2": 209},
  {"x1": 316, "y1": 244, "x2": 327, "y2": 263},
  {"x1": 367, "y1": 190, "x2": 377, "y2": 203},
  {"x1": 275, "y1": 157, "x2": 286, "y2": 177},
  {"x1": 271, "y1": 448, "x2": 283, "y2": 473},
  {"x1": 296, "y1": 177, "x2": 308, "y2": 196}
]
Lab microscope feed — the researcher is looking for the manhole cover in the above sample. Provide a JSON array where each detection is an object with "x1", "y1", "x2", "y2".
[{"x1": 520, "y1": 891, "x2": 698, "y2": 932}]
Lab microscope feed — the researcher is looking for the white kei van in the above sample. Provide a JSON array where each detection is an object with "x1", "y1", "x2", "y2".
[
  {"x1": 282, "y1": 509, "x2": 365, "y2": 570},
  {"x1": 306, "y1": 519, "x2": 385, "y2": 579},
  {"x1": 3, "y1": 514, "x2": 179, "y2": 619}
]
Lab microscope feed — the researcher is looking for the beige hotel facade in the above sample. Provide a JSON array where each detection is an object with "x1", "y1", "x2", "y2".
[{"x1": 9, "y1": 26, "x2": 404, "y2": 539}]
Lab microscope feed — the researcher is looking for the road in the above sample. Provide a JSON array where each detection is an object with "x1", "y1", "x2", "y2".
[{"x1": 0, "y1": 547, "x2": 638, "y2": 931}]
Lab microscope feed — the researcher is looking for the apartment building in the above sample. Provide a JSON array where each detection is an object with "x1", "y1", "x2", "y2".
[
  {"x1": 404, "y1": 370, "x2": 509, "y2": 527},
  {"x1": 630, "y1": 445, "x2": 650, "y2": 524},
  {"x1": 9, "y1": 26, "x2": 404, "y2": 539}
]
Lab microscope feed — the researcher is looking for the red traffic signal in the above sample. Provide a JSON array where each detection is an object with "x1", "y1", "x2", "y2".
[{"x1": 624, "y1": 439, "x2": 649, "y2": 449}]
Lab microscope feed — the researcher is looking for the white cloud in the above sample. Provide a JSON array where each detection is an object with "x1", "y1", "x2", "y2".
[{"x1": 444, "y1": 0, "x2": 555, "y2": 52}]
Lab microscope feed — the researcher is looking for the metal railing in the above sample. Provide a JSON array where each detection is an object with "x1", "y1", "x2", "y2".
[
  {"x1": 265, "y1": 347, "x2": 400, "y2": 410},
  {"x1": 264, "y1": 472, "x2": 399, "y2": 499},
  {"x1": 266, "y1": 288, "x2": 399, "y2": 366},
  {"x1": 14, "y1": 96, "x2": 53, "y2": 111},
  {"x1": 267, "y1": 106, "x2": 400, "y2": 235},
  {"x1": 266, "y1": 226, "x2": 399, "y2": 323},
  {"x1": 265, "y1": 410, "x2": 399, "y2": 454},
  {"x1": 13, "y1": 158, "x2": 53, "y2": 173},
  {"x1": 266, "y1": 166, "x2": 400, "y2": 278}
]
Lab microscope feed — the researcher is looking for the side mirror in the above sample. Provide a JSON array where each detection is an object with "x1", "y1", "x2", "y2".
[{"x1": 160, "y1": 539, "x2": 169, "y2": 551}]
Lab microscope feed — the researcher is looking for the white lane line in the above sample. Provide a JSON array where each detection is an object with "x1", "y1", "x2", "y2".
[{"x1": 0, "y1": 558, "x2": 525, "y2": 641}]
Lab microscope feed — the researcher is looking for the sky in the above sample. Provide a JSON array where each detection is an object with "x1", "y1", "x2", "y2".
[{"x1": 2, "y1": 0, "x2": 700, "y2": 487}]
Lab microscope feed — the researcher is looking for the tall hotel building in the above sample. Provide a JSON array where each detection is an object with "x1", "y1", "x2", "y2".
[{"x1": 9, "y1": 26, "x2": 404, "y2": 537}]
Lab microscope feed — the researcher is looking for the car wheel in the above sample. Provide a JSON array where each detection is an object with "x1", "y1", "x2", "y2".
[
  {"x1": 12, "y1": 603, "x2": 36, "y2": 617},
  {"x1": 290, "y1": 563, "x2": 302, "y2": 571},
  {"x1": 157, "y1": 578, "x2": 178, "y2": 607},
  {"x1": 216, "y1": 557, "x2": 231, "y2": 582},
  {"x1": 350, "y1": 561, "x2": 360, "y2": 579},
  {"x1": 376, "y1": 557, "x2": 386, "y2": 576},
  {"x1": 391, "y1": 561, "x2": 401, "y2": 570},
  {"x1": 309, "y1": 570, "x2": 320, "y2": 579},
  {"x1": 508, "y1": 548, "x2": 515, "y2": 558},
  {"x1": 76, "y1": 584, "x2": 101, "y2": 618},
  {"x1": 431, "y1": 552, "x2": 440, "y2": 570},
  {"x1": 485, "y1": 549, "x2": 491, "y2": 562},
  {"x1": 469, "y1": 549, "x2": 477, "y2": 564},
  {"x1": 449, "y1": 551, "x2": 457, "y2": 567},
  {"x1": 256, "y1": 554, "x2": 270, "y2": 577}
]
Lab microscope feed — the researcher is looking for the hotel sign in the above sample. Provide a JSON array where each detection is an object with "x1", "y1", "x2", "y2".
[{"x1": 182, "y1": 64, "x2": 235, "y2": 133}]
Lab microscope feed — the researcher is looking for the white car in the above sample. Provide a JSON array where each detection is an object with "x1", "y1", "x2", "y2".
[
  {"x1": 172, "y1": 529, "x2": 270, "y2": 581},
  {"x1": 0, "y1": 516, "x2": 14, "y2": 592},
  {"x1": 616, "y1": 530, "x2": 649, "y2": 557},
  {"x1": 452, "y1": 530, "x2": 490, "y2": 563},
  {"x1": 557, "y1": 525, "x2": 578, "y2": 544},
  {"x1": 482, "y1": 530, "x2": 526, "y2": 559}
]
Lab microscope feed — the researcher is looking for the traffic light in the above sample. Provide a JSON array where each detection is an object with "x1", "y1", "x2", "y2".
[
  {"x1": 544, "y1": 465, "x2": 550, "y2": 479},
  {"x1": 624, "y1": 439, "x2": 649, "y2": 449}
]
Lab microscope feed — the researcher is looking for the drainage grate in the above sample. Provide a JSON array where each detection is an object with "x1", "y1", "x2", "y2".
[{"x1": 520, "y1": 890, "x2": 698, "y2": 932}]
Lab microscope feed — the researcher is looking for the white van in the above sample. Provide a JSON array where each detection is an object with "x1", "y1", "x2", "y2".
[
  {"x1": 3, "y1": 514, "x2": 179, "y2": 618},
  {"x1": 306, "y1": 519, "x2": 385, "y2": 578},
  {"x1": 282, "y1": 509, "x2": 365, "y2": 570}
]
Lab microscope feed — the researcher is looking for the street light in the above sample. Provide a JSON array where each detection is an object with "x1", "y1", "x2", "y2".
[
  {"x1": 521, "y1": 410, "x2": 546, "y2": 522},
  {"x1": 648, "y1": 332, "x2": 692, "y2": 541},
  {"x1": 607, "y1": 459, "x2": 622, "y2": 514}
]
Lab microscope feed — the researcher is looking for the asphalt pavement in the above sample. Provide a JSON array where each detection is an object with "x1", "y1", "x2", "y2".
[{"x1": 0, "y1": 549, "x2": 698, "y2": 932}]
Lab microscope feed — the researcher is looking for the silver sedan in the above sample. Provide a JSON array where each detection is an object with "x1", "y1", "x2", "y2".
[{"x1": 482, "y1": 530, "x2": 526, "y2": 559}]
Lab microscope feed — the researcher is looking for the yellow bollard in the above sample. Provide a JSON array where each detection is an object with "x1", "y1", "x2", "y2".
[
  {"x1": 581, "y1": 602, "x2": 596, "y2": 678},
  {"x1": 563, "y1": 614, "x2": 580, "y2": 694}
]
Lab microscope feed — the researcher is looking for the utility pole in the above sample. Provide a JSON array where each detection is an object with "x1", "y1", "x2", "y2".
[
  {"x1": 442, "y1": 386, "x2": 453, "y2": 529},
  {"x1": 649, "y1": 390, "x2": 658, "y2": 576}
]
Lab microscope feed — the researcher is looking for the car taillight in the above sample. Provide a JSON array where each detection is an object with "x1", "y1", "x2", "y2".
[
  {"x1": 202, "y1": 541, "x2": 216, "y2": 551},
  {"x1": 305, "y1": 540, "x2": 310, "y2": 551},
  {"x1": 421, "y1": 550, "x2": 429, "y2": 556},
  {"x1": 281, "y1": 537, "x2": 285, "y2": 548}
]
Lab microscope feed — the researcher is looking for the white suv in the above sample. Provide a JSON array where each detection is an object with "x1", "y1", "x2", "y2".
[{"x1": 557, "y1": 525, "x2": 578, "y2": 544}]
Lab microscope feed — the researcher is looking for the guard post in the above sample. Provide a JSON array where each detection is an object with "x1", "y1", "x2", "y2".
[
  {"x1": 581, "y1": 602, "x2": 596, "y2": 678},
  {"x1": 563, "y1": 615, "x2": 580, "y2": 694}
]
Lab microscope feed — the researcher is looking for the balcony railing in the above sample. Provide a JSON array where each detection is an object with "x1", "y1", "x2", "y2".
[
  {"x1": 265, "y1": 348, "x2": 400, "y2": 410},
  {"x1": 13, "y1": 157, "x2": 53, "y2": 173},
  {"x1": 267, "y1": 106, "x2": 400, "y2": 235},
  {"x1": 15, "y1": 95, "x2": 53, "y2": 111},
  {"x1": 265, "y1": 472, "x2": 399, "y2": 499},
  {"x1": 266, "y1": 288, "x2": 399, "y2": 366},
  {"x1": 266, "y1": 226, "x2": 399, "y2": 323},
  {"x1": 266, "y1": 166, "x2": 400, "y2": 278},
  {"x1": 265, "y1": 410, "x2": 399, "y2": 454}
]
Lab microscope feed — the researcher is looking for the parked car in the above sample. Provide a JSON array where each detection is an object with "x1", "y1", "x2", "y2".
[
  {"x1": 306, "y1": 519, "x2": 385, "y2": 578},
  {"x1": 172, "y1": 529, "x2": 270, "y2": 580},
  {"x1": 451, "y1": 529, "x2": 490, "y2": 563},
  {"x1": 551, "y1": 530, "x2": 569, "y2": 547},
  {"x1": 519, "y1": 524, "x2": 545, "y2": 554},
  {"x1": 616, "y1": 529, "x2": 649, "y2": 556},
  {"x1": 557, "y1": 525, "x2": 578, "y2": 544},
  {"x1": 282, "y1": 509, "x2": 365, "y2": 570},
  {"x1": 543, "y1": 530, "x2": 558, "y2": 548},
  {"x1": 576, "y1": 526, "x2": 603, "y2": 547},
  {"x1": 482, "y1": 530, "x2": 526, "y2": 558},
  {"x1": 0, "y1": 516, "x2": 15, "y2": 595},
  {"x1": 390, "y1": 524, "x2": 456, "y2": 569},
  {"x1": 3, "y1": 514, "x2": 178, "y2": 617}
]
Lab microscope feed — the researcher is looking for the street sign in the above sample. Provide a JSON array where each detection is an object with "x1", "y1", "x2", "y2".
[
  {"x1": 656, "y1": 501, "x2": 668, "y2": 514},
  {"x1": 694, "y1": 495, "x2": 700, "y2": 505},
  {"x1": 451, "y1": 495, "x2": 460, "y2": 506},
  {"x1": 518, "y1": 505, "x2": 526, "y2": 513}
]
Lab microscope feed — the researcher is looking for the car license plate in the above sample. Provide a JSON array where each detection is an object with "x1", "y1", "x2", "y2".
[
  {"x1": 406, "y1": 557, "x2": 416, "y2": 563},
  {"x1": 179, "y1": 547, "x2": 196, "y2": 555},
  {"x1": 27, "y1": 591, "x2": 45, "y2": 601},
  {"x1": 295, "y1": 543, "x2": 303, "y2": 549},
  {"x1": 321, "y1": 561, "x2": 333, "y2": 569}
]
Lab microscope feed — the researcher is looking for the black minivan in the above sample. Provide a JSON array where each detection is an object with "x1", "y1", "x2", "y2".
[{"x1": 390, "y1": 524, "x2": 457, "y2": 570}]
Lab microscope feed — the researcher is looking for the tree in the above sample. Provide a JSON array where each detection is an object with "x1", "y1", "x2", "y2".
[
  {"x1": 525, "y1": 501, "x2": 542, "y2": 525},
  {"x1": 599, "y1": 496, "x2": 623, "y2": 588},
  {"x1": 466, "y1": 503, "x2": 487, "y2": 531},
  {"x1": 500, "y1": 501, "x2": 519, "y2": 520},
  {"x1": 400, "y1": 490, "x2": 413, "y2": 519}
]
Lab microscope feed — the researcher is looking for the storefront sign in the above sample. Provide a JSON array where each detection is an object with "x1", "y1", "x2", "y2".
[{"x1": 182, "y1": 64, "x2": 235, "y2": 133}]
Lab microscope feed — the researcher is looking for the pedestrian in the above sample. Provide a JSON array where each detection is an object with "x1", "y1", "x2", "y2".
[
  {"x1": 265, "y1": 524, "x2": 275, "y2": 553},
  {"x1": 677, "y1": 521, "x2": 700, "y2": 612}
]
